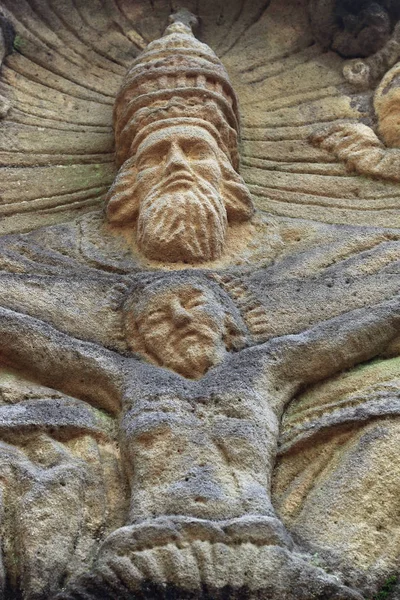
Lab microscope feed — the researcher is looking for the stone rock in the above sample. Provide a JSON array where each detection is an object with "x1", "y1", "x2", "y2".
[{"x1": 0, "y1": 2, "x2": 398, "y2": 599}]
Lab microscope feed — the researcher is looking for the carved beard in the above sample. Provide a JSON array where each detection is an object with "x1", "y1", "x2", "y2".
[
  {"x1": 136, "y1": 176, "x2": 227, "y2": 262},
  {"x1": 141, "y1": 319, "x2": 226, "y2": 379}
]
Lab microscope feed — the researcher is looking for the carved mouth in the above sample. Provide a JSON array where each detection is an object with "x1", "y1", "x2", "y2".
[
  {"x1": 163, "y1": 173, "x2": 195, "y2": 190},
  {"x1": 170, "y1": 325, "x2": 216, "y2": 348}
]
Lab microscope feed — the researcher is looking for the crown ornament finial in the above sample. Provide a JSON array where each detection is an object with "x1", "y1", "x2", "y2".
[{"x1": 167, "y1": 8, "x2": 199, "y2": 34}]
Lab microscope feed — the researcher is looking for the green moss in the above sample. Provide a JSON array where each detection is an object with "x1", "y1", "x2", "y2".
[
  {"x1": 93, "y1": 407, "x2": 112, "y2": 424},
  {"x1": 12, "y1": 34, "x2": 24, "y2": 52},
  {"x1": 371, "y1": 575, "x2": 398, "y2": 600},
  {"x1": 0, "y1": 368, "x2": 22, "y2": 383}
]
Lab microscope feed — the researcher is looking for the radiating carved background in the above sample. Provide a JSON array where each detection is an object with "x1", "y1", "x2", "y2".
[{"x1": 1, "y1": 0, "x2": 398, "y2": 236}]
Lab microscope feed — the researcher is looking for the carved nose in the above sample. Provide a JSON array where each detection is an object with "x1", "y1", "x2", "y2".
[
  {"x1": 171, "y1": 300, "x2": 193, "y2": 326},
  {"x1": 165, "y1": 144, "x2": 190, "y2": 173}
]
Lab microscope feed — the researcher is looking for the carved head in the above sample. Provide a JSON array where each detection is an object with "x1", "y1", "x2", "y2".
[
  {"x1": 123, "y1": 275, "x2": 248, "y2": 379},
  {"x1": 105, "y1": 17, "x2": 254, "y2": 263}
]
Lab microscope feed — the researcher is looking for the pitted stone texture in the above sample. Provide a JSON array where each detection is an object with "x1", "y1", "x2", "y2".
[
  {"x1": 0, "y1": 369, "x2": 127, "y2": 600},
  {"x1": 0, "y1": 207, "x2": 398, "y2": 597},
  {"x1": 273, "y1": 355, "x2": 400, "y2": 595},
  {"x1": 54, "y1": 518, "x2": 362, "y2": 600},
  {"x1": 0, "y1": 1, "x2": 399, "y2": 599},
  {"x1": 310, "y1": 55, "x2": 400, "y2": 183},
  {"x1": 1, "y1": 0, "x2": 400, "y2": 233},
  {"x1": 0, "y1": 287, "x2": 398, "y2": 598},
  {"x1": 123, "y1": 275, "x2": 248, "y2": 378}
]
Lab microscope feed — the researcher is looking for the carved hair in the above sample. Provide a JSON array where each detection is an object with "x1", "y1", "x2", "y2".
[{"x1": 211, "y1": 273, "x2": 272, "y2": 343}]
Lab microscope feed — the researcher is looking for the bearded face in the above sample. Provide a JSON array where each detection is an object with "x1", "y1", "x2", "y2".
[
  {"x1": 106, "y1": 123, "x2": 254, "y2": 263},
  {"x1": 133, "y1": 284, "x2": 228, "y2": 379},
  {"x1": 134, "y1": 125, "x2": 227, "y2": 263}
]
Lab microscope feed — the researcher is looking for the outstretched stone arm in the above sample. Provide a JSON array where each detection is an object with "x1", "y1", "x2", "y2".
[
  {"x1": 265, "y1": 297, "x2": 400, "y2": 387},
  {"x1": 310, "y1": 122, "x2": 400, "y2": 182},
  {"x1": 0, "y1": 307, "x2": 125, "y2": 414}
]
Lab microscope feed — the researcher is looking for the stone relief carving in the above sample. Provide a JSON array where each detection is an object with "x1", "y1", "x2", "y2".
[
  {"x1": 342, "y1": 19, "x2": 400, "y2": 88},
  {"x1": 0, "y1": 2, "x2": 398, "y2": 599},
  {"x1": 311, "y1": 65, "x2": 400, "y2": 182},
  {"x1": 106, "y1": 15, "x2": 254, "y2": 263},
  {"x1": 0, "y1": 272, "x2": 398, "y2": 599},
  {"x1": 0, "y1": 389, "x2": 126, "y2": 600},
  {"x1": 123, "y1": 275, "x2": 248, "y2": 379},
  {"x1": 310, "y1": 118, "x2": 400, "y2": 183},
  {"x1": 273, "y1": 337, "x2": 400, "y2": 592},
  {"x1": 310, "y1": 1, "x2": 400, "y2": 183}
]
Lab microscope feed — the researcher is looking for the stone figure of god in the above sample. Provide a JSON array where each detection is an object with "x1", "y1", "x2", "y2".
[{"x1": 105, "y1": 14, "x2": 254, "y2": 264}]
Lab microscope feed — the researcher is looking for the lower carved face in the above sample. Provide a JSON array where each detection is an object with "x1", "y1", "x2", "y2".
[
  {"x1": 135, "y1": 125, "x2": 227, "y2": 263},
  {"x1": 134, "y1": 285, "x2": 228, "y2": 379}
]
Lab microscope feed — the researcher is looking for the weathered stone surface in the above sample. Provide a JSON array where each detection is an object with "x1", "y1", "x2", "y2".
[{"x1": 0, "y1": 1, "x2": 398, "y2": 599}]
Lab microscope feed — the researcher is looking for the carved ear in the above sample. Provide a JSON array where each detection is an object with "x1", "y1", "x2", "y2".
[
  {"x1": 219, "y1": 159, "x2": 254, "y2": 223},
  {"x1": 106, "y1": 157, "x2": 140, "y2": 224}
]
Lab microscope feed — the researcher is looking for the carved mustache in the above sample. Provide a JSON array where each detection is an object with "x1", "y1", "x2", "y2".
[
  {"x1": 141, "y1": 321, "x2": 220, "y2": 378},
  {"x1": 137, "y1": 173, "x2": 228, "y2": 262},
  {"x1": 144, "y1": 321, "x2": 217, "y2": 348},
  {"x1": 142, "y1": 171, "x2": 209, "y2": 198},
  {"x1": 162, "y1": 171, "x2": 196, "y2": 190}
]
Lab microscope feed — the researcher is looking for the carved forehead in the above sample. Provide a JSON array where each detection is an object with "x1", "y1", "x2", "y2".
[
  {"x1": 135, "y1": 125, "x2": 220, "y2": 157},
  {"x1": 135, "y1": 282, "x2": 219, "y2": 313}
]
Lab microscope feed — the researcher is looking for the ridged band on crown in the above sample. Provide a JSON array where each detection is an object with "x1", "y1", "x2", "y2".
[{"x1": 113, "y1": 21, "x2": 240, "y2": 170}]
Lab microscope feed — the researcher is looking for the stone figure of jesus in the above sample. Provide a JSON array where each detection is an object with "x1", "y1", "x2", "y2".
[{"x1": 0, "y1": 275, "x2": 398, "y2": 599}]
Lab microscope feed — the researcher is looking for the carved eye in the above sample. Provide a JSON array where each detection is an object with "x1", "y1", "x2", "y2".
[
  {"x1": 136, "y1": 308, "x2": 166, "y2": 327},
  {"x1": 137, "y1": 154, "x2": 160, "y2": 170},
  {"x1": 146, "y1": 308, "x2": 166, "y2": 322},
  {"x1": 185, "y1": 141, "x2": 213, "y2": 160},
  {"x1": 137, "y1": 141, "x2": 170, "y2": 169}
]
